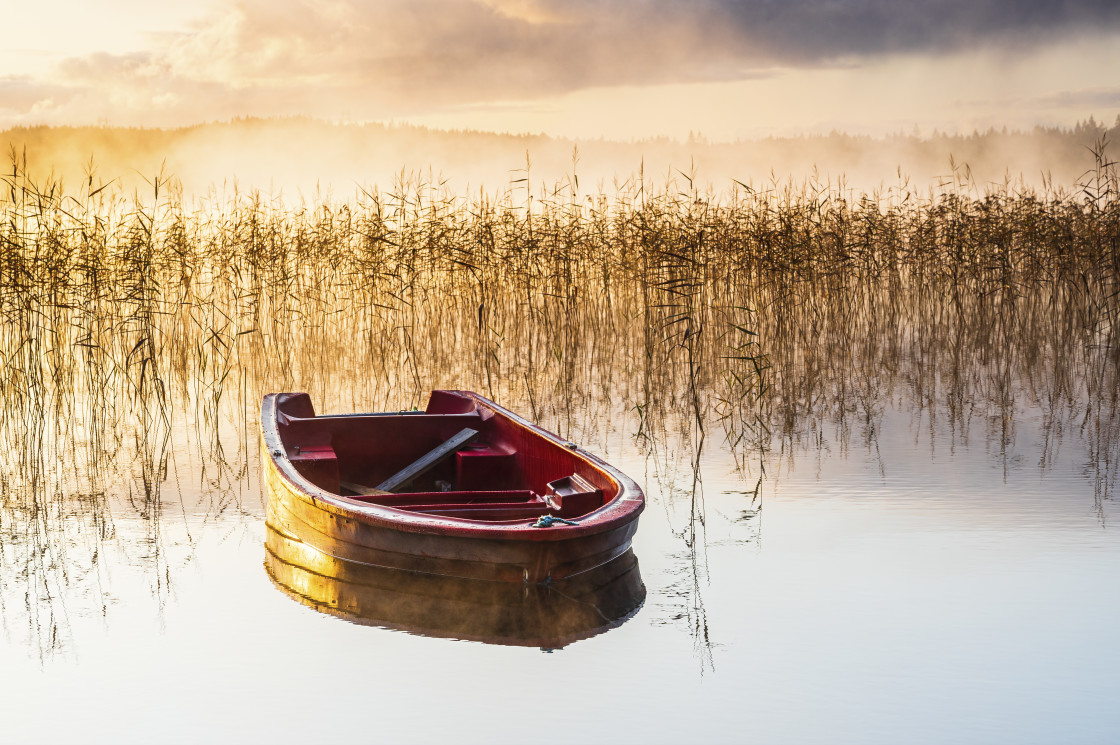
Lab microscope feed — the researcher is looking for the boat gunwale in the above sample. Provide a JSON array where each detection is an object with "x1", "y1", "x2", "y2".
[{"x1": 261, "y1": 391, "x2": 645, "y2": 541}]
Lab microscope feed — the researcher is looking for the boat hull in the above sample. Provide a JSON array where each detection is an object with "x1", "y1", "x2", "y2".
[{"x1": 261, "y1": 391, "x2": 644, "y2": 583}]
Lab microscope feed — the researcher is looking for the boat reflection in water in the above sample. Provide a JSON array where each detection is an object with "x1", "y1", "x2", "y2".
[{"x1": 264, "y1": 525, "x2": 646, "y2": 648}]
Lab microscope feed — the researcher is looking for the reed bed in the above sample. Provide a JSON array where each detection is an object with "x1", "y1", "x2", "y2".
[
  {"x1": 3, "y1": 158, "x2": 1116, "y2": 434},
  {"x1": 1, "y1": 147, "x2": 1118, "y2": 655}
]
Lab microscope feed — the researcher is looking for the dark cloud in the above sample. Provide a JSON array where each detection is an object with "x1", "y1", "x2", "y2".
[{"x1": 697, "y1": 0, "x2": 1120, "y2": 62}]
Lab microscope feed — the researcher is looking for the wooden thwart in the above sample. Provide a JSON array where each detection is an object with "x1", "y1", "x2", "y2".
[
  {"x1": 343, "y1": 427, "x2": 480, "y2": 495},
  {"x1": 340, "y1": 480, "x2": 390, "y2": 497}
]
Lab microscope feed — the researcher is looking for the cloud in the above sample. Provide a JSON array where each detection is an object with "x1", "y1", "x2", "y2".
[
  {"x1": 1033, "y1": 85, "x2": 1120, "y2": 110},
  {"x1": 0, "y1": 76, "x2": 75, "y2": 115},
  {"x1": 7, "y1": 0, "x2": 1120, "y2": 127},
  {"x1": 152, "y1": 0, "x2": 719, "y2": 98},
  {"x1": 144, "y1": 1, "x2": 1120, "y2": 85}
]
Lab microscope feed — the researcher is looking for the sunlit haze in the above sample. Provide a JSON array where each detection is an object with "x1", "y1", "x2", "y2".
[{"x1": 3, "y1": 0, "x2": 1119, "y2": 140}]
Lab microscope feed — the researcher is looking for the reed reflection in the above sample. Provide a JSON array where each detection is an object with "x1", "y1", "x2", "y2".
[
  {"x1": 0, "y1": 403, "x2": 254, "y2": 661},
  {"x1": 264, "y1": 525, "x2": 645, "y2": 649}
]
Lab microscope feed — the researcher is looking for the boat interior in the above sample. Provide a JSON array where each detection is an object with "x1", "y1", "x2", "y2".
[{"x1": 273, "y1": 391, "x2": 614, "y2": 522}]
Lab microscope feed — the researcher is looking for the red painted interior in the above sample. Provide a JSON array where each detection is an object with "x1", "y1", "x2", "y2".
[{"x1": 275, "y1": 392, "x2": 611, "y2": 522}]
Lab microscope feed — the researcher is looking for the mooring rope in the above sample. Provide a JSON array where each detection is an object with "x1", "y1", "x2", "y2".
[{"x1": 531, "y1": 515, "x2": 580, "y2": 527}]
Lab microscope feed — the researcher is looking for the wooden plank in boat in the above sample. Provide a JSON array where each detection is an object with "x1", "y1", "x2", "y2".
[
  {"x1": 340, "y1": 480, "x2": 391, "y2": 496},
  {"x1": 376, "y1": 427, "x2": 480, "y2": 492}
]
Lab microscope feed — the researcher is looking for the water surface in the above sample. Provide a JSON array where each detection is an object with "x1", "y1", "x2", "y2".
[
  {"x1": 2, "y1": 174, "x2": 1117, "y2": 743},
  {"x1": 1, "y1": 383, "x2": 1116, "y2": 744}
]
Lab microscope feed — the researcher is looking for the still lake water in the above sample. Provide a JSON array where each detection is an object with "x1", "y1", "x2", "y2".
[{"x1": 1, "y1": 380, "x2": 1116, "y2": 745}]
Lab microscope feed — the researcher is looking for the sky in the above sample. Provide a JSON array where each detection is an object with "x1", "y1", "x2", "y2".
[{"x1": 2, "y1": 0, "x2": 1120, "y2": 141}]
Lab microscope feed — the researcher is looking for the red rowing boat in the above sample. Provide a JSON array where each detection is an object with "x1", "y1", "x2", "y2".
[{"x1": 261, "y1": 390, "x2": 645, "y2": 583}]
